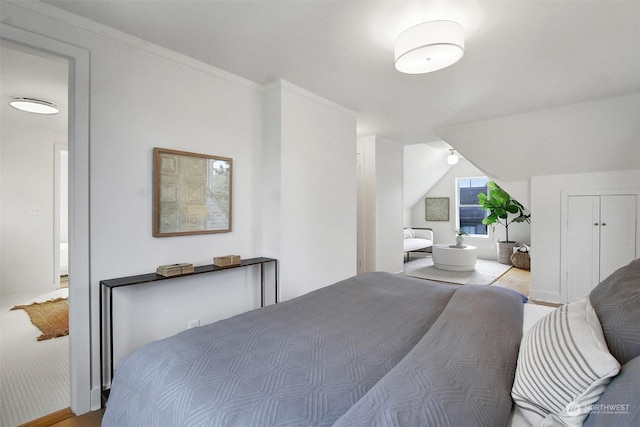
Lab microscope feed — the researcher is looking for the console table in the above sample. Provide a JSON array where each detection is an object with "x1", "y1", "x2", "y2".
[{"x1": 99, "y1": 257, "x2": 278, "y2": 403}]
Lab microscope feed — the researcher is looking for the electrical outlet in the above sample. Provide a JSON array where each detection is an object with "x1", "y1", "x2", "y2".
[{"x1": 187, "y1": 319, "x2": 200, "y2": 329}]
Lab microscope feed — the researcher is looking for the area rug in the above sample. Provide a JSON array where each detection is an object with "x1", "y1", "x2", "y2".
[
  {"x1": 404, "y1": 256, "x2": 512, "y2": 286},
  {"x1": 11, "y1": 298, "x2": 68, "y2": 341}
]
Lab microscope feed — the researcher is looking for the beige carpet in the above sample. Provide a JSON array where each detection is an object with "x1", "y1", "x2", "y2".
[
  {"x1": 11, "y1": 297, "x2": 69, "y2": 341},
  {"x1": 404, "y1": 256, "x2": 512, "y2": 285},
  {"x1": 1, "y1": 289, "x2": 69, "y2": 427}
]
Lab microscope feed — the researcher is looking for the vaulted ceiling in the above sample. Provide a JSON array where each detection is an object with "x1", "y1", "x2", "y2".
[{"x1": 29, "y1": 1, "x2": 640, "y2": 182}]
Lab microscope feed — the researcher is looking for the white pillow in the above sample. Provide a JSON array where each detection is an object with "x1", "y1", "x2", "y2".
[
  {"x1": 403, "y1": 228, "x2": 415, "y2": 239},
  {"x1": 511, "y1": 299, "x2": 620, "y2": 426}
]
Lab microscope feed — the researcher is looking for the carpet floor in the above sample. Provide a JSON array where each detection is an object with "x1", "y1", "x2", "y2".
[
  {"x1": 1, "y1": 288, "x2": 69, "y2": 427},
  {"x1": 404, "y1": 255, "x2": 512, "y2": 285}
]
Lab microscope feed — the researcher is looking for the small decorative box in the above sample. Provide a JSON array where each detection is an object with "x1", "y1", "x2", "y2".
[
  {"x1": 213, "y1": 255, "x2": 241, "y2": 267},
  {"x1": 156, "y1": 263, "x2": 194, "y2": 277}
]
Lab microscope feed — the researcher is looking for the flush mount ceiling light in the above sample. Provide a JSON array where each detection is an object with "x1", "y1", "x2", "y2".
[
  {"x1": 447, "y1": 149, "x2": 459, "y2": 165},
  {"x1": 9, "y1": 97, "x2": 60, "y2": 115},
  {"x1": 395, "y1": 20, "x2": 465, "y2": 74}
]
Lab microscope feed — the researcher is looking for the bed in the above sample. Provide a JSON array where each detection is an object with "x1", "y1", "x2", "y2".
[{"x1": 103, "y1": 260, "x2": 640, "y2": 427}]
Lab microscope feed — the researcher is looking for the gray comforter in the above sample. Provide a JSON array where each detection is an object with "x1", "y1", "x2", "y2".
[{"x1": 103, "y1": 272, "x2": 523, "y2": 426}]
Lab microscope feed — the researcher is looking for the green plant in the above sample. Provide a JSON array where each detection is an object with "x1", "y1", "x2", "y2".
[
  {"x1": 477, "y1": 181, "x2": 530, "y2": 242},
  {"x1": 455, "y1": 228, "x2": 468, "y2": 236}
]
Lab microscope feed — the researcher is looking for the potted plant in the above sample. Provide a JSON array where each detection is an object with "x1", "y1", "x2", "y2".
[
  {"x1": 454, "y1": 228, "x2": 467, "y2": 247},
  {"x1": 477, "y1": 181, "x2": 531, "y2": 264}
]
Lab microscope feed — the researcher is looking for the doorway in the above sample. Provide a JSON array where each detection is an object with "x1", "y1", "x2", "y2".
[
  {"x1": 1, "y1": 23, "x2": 92, "y2": 417},
  {"x1": 0, "y1": 42, "x2": 70, "y2": 426}
]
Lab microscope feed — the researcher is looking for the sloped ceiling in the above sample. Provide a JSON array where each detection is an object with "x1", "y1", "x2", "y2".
[
  {"x1": 435, "y1": 93, "x2": 640, "y2": 182},
  {"x1": 404, "y1": 142, "x2": 455, "y2": 209},
  {"x1": 29, "y1": 0, "x2": 640, "y2": 182}
]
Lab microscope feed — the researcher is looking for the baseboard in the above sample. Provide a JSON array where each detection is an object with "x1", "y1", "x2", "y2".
[
  {"x1": 529, "y1": 289, "x2": 565, "y2": 305},
  {"x1": 90, "y1": 386, "x2": 104, "y2": 411},
  {"x1": 17, "y1": 408, "x2": 74, "y2": 427}
]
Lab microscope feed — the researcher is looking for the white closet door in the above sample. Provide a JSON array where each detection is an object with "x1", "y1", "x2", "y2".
[
  {"x1": 566, "y1": 195, "x2": 600, "y2": 302},
  {"x1": 600, "y1": 194, "x2": 637, "y2": 280}
]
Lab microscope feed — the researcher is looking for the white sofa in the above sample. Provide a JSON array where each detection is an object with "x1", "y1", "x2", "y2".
[{"x1": 403, "y1": 227, "x2": 434, "y2": 261}]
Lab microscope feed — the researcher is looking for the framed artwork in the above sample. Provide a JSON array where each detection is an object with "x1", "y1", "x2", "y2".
[
  {"x1": 153, "y1": 147, "x2": 232, "y2": 237},
  {"x1": 425, "y1": 197, "x2": 450, "y2": 221}
]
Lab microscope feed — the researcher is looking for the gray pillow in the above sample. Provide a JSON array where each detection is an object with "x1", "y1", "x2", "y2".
[
  {"x1": 583, "y1": 355, "x2": 640, "y2": 426},
  {"x1": 589, "y1": 258, "x2": 640, "y2": 365}
]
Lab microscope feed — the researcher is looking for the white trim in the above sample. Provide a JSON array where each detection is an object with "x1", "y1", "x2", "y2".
[
  {"x1": 53, "y1": 143, "x2": 68, "y2": 287},
  {"x1": 0, "y1": 23, "x2": 93, "y2": 415},
  {"x1": 528, "y1": 290, "x2": 567, "y2": 306},
  {"x1": 263, "y1": 79, "x2": 357, "y2": 117}
]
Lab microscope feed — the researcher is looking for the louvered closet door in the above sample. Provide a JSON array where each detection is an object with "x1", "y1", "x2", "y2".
[
  {"x1": 599, "y1": 194, "x2": 637, "y2": 280},
  {"x1": 566, "y1": 195, "x2": 601, "y2": 302}
]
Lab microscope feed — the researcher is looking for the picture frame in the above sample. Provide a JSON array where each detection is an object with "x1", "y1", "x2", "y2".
[
  {"x1": 425, "y1": 197, "x2": 450, "y2": 221},
  {"x1": 153, "y1": 147, "x2": 232, "y2": 237}
]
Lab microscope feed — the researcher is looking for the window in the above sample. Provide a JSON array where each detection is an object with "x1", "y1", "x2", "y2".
[{"x1": 456, "y1": 177, "x2": 489, "y2": 236}]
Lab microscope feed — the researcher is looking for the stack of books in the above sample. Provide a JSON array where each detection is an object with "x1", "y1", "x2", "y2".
[
  {"x1": 156, "y1": 263, "x2": 194, "y2": 277},
  {"x1": 213, "y1": 255, "x2": 241, "y2": 267}
]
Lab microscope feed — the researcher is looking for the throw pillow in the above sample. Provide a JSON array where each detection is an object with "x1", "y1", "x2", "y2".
[
  {"x1": 403, "y1": 228, "x2": 414, "y2": 239},
  {"x1": 583, "y1": 355, "x2": 640, "y2": 426},
  {"x1": 589, "y1": 258, "x2": 640, "y2": 365},
  {"x1": 512, "y1": 299, "x2": 620, "y2": 426}
]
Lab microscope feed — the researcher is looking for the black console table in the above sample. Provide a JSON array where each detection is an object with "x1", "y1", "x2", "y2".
[{"x1": 99, "y1": 257, "x2": 278, "y2": 403}]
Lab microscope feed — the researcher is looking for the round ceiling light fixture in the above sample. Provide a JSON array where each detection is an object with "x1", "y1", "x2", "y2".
[
  {"x1": 395, "y1": 20, "x2": 465, "y2": 74},
  {"x1": 447, "y1": 149, "x2": 459, "y2": 165},
  {"x1": 9, "y1": 97, "x2": 60, "y2": 114}
]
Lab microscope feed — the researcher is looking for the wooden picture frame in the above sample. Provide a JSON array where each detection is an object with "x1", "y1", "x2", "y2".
[
  {"x1": 153, "y1": 147, "x2": 232, "y2": 237},
  {"x1": 425, "y1": 197, "x2": 450, "y2": 221}
]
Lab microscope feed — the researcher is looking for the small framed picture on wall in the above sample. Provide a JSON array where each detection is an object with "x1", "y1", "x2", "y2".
[{"x1": 425, "y1": 197, "x2": 449, "y2": 221}]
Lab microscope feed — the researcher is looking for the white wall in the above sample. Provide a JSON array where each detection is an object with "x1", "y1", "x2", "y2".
[
  {"x1": 408, "y1": 157, "x2": 531, "y2": 260},
  {"x1": 357, "y1": 136, "x2": 376, "y2": 273},
  {"x1": 263, "y1": 81, "x2": 358, "y2": 301},
  {"x1": 402, "y1": 143, "x2": 451, "y2": 225},
  {"x1": 530, "y1": 169, "x2": 640, "y2": 303},
  {"x1": 1, "y1": 122, "x2": 67, "y2": 295},
  {"x1": 357, "y1": 135, "x2": 404, "y2": 274},
  {"x1": 0, "y1": 47, "x2": 68, "y2": 296},
  {"x1": 1, "y1": 1, "x2": 358, "y2": 408}
]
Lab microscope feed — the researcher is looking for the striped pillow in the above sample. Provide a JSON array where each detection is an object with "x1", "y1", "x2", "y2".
[{"x1": 512, "y1": 299, "x2": 620, "y2": 426}]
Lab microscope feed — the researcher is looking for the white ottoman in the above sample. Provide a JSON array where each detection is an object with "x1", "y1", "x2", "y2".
[{"x1": 432, "y1": 244, "x2": 477, "y2": 271}]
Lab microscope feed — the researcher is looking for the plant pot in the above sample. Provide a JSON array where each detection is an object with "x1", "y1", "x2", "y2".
[{"x1": 497, "y1": 241, "x2": 518, "y2": 265}]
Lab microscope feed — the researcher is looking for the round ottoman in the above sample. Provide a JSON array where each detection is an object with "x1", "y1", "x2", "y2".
[{"x1": 432, "y1": 244, "x2": 477, "y2": 271}]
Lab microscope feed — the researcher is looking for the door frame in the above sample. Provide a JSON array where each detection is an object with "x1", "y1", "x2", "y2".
[
  {"x1": 1, "y1": 24, "x2": 92, "y2": 414},
  {"x1": 54, "y1": 144, "x2": 68, "y2": 287}
]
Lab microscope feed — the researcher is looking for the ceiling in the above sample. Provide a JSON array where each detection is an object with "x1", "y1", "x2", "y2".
[
  {"x1": 1, "y1": 43, "x2": 68, "y2": 134},
  {"x1": 39, "y1": 0, "x2": 639, "y2": 146}
]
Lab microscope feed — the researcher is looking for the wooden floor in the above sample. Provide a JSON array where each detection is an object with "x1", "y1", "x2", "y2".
[
  {"x1": 492, "y1": 266, "x2": 560, "y2": 307},
  {"x1": 18, "y1": 408, "x2": 104, "y2": 427},
  {"x1": 50, "y1": 409, "x2": 104, "y2": 427},
  {"x1": 492, "y1": 265, "x2": 531, "y2": 294}
]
